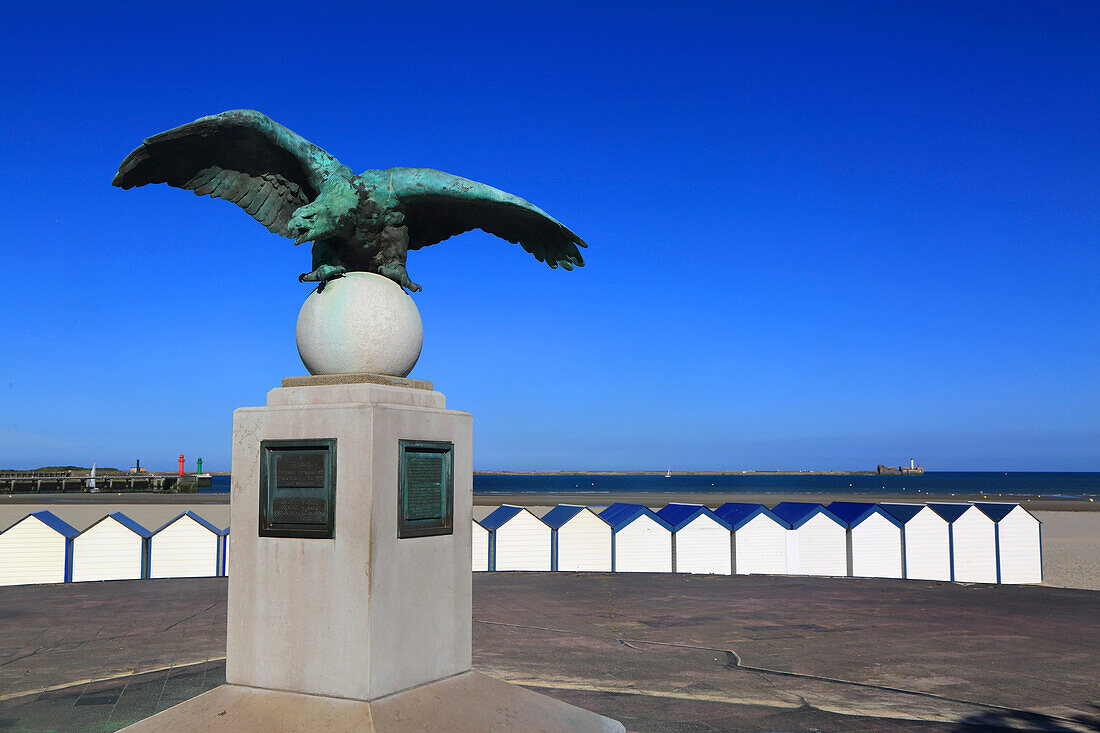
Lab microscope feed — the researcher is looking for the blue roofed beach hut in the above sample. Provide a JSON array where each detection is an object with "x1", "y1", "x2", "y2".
[
  {"x1": 828, "y1": 502, "x2": 904, "y2": 578},
  {"x1": 880, "y1": 503, "x2": 951, "y2": 581},
  {"x1": 72, "y1": 512, "x2": 152, "y2": 582},
  {"x1": 598, "y1": 503, "x2": 673, "y2": 573},
  {"x1": 216, "y1": 524, "x2": 230, "y2": 577},
  {"x1": 771, "y1": 502, "x2": 847, "y2": 577},
  {"x1": 928, "y1": 503, "x2": 997, "y2": 583},
  {"x1": 541, "y1": 505, "x2": 612, "y2": 572},
  {"x1": 973, "y1": 503, "x2": 1042, "y2": 584},
  {"x1": 471, "y1": 517, "x2": 489, "y2": 572},
  {"x1": 480, "y1": 505, "x2": 551, "y2": 571},
  {"x1": 0, "y1": 511, "x2": 79, "y2": 585},
  {"x1": 149, "y1": 511, "x2": 224, "y2": 578},
  {"x1": 714, "y1": 503, "x2": 790, "y2": 575},
  {"x1": 656, "y1": 504, "x2": 732, "y2": 575}
]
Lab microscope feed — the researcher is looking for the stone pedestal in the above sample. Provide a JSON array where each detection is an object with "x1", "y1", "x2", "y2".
[
  {"x1": 227, "y1": 380, "x2": 471, "y2": 700},
  {"x1": 121, "y1": 380, "x2": 622, "y2": 732}
]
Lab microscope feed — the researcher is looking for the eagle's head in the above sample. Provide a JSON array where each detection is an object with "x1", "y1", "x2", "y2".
[{"x1": 287, "y1": 177, "x2": 359, "y2": 245}]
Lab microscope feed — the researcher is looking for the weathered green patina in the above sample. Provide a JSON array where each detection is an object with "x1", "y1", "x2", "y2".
[{"x1": 113, "y1": 110, "x2": 586, "y2": 291}]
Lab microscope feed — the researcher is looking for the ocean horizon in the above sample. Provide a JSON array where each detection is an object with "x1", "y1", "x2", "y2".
[{"x1": 203, "y1": 471, "x2": 1100, "y2": 498}]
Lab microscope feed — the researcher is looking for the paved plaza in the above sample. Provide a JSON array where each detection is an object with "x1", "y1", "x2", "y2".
[{"x1": 0, "y1": 574, "x2": 1096, "y2": 732}]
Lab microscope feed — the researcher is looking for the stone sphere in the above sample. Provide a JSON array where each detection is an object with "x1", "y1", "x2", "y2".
[{"x1": 296, "y1": 273, "x2": 423, "y2": 377}]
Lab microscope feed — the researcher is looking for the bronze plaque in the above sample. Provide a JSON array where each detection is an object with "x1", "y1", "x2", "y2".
[
  {"x1": 398, "y1": 440, "x2": 453, "y2": 538},
  {"x1": 260, "y1": 439, "x2": 336, "y2": 538}
]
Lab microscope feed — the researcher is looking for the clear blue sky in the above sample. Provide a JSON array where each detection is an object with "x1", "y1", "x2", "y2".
[{"x1": 0, "y1": 1, "x2": 1096, "y2": 471}]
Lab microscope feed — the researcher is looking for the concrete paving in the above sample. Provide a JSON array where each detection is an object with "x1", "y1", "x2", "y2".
[{"x1": 0, "y1": 574, "x2": 1097, "y2": 732}]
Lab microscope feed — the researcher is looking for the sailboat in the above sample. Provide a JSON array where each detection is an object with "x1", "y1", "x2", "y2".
[
  {"x1": 87, "y1": 462, "x2": 99, "y2": 492},
  {"x1": 665, "y1": 465, "x2": 671, "y2": 478}
]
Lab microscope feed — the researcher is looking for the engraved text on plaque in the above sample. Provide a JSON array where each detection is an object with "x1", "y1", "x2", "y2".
[
  {"x1": 260, "y1": 439, "x2": 336, "y2": 539},
  {"x1": 398, "y1": 440, "x2": 453, "y2": 538}
]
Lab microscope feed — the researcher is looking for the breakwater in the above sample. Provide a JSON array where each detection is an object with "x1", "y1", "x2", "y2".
[{"x1": 0, "y1": 472, "x2": 207, "y2": 493}]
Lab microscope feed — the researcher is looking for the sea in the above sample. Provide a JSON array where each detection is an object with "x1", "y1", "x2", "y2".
[{"x1": 203, "y1": 472, "x2": 1100, "y2": 498}]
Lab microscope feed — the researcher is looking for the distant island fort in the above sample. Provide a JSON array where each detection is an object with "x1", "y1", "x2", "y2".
[{"x1": 875, "y1": 460, "x2": 925, "y2": 475}]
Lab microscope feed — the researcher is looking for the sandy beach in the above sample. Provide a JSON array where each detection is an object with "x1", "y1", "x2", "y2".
[
  {"x1": 0, "y1": 495, "x2": 230, "y2": 535},
  {"x1": 3, "y1": 492, "x2": 1097, "y2": 591},
  {"x1": 1030, "y1": 511, "x2": 1100, "y2": 592}
]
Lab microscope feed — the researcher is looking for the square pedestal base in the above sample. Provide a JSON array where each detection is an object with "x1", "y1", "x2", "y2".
[
  {"x1": 119, "y1": 381, "x2": 622, "y2": 731},
  {"x1": 118, "y1": 672, "x2": 624, "y2": 732},
  {"x1": 225, "y1": 382, "x2": 473, "y2": 699}
]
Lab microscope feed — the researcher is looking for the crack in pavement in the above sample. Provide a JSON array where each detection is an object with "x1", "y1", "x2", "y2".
[
  {"x1": 161, "y1": 603, "x2": 219, "y2": 632},
  {"x1": 0, "y1": 647, "x2": 47, "y2": 668}
]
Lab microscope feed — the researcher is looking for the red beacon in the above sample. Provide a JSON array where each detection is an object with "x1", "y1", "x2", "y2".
[{"x1": 178, "y1": 454, "x2": 185, "y2": 476}]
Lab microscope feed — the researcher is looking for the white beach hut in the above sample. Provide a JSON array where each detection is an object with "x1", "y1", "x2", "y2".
[
  {"x1": 217, "y1": 526, "x2": 229, "y2": 577},
  {"x1": 0, "y1": 511, "x2": 79, "y2": 586},
  {"x1": 480, "y1": 505, "x2": 551, "y2": 571},
  {"x1": 973, "y1": 503, "x2": 1042, "y2": 584},
  {"x1": 221, "y1": 532, "x2": 230, "y2": 577},
  {"x1": 472, "y1": 518, "x2": 490, "y2": 572},
  {"x1": 771, "y1": 503, "x2": 847, "y2": 577},
  {"x1": 656, "y1": 503, "x2": 732, "y2": 575},
  {"x1": 541, "y1": 505, "x2": 612, "y2": 572},
  {"x1": 928, "y1": 503, "x2": 997, "y2": 583},
  {"x1": 879, "y1": 503, "x2": 951, "y2": 581},
  {"x1": 828, "y1": 502, "x2": 904, "y2": 579},
  {"x1": 72, "y1": 512, "x2": 151, "y2": 582},
  {"x1": 714, "y1": 503, "x2": 790, "y2": 575},
  {"x1": 149, "y1": 511, "x2": 223, "y2": 578},
  {"x1": 598, "y1": 503, "x2": 673, "y2": 573}
]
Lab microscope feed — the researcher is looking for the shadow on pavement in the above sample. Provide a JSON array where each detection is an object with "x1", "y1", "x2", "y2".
[{"x1": 951, "y1": 704, "x2": 1100, "y2": 732}]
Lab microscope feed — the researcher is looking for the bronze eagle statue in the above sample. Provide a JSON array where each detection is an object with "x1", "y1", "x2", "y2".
[{"x1": 113, "y1": 110, "x2": 586, "y2": 292}]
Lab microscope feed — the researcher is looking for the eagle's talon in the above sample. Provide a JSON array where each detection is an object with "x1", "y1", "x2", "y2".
[
  {"x1": 377, "y1": 263, "x2": 421, "y2": 292},
  {"x1": 299, "y1": 264, "x2": 347, "y2": 284}
]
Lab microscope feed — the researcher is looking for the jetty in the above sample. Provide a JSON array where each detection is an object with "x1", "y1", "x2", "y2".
[{"x1": 0, "y1": 471, "x2": 196, "y2": 493}]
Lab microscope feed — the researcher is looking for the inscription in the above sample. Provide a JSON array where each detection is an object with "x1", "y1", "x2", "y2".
[
  {"x1": 276, "y1": 452, "x2": 325, "y2": 489},
  {"x1": 272, "y1": 497, "x2": 327, "y2": 523},
  {"x1": 259, "y1": 439, "x2": 336, "y2": 539},
  {"x1": 397, "y1": 440, "x2": 454, "y2": 538},
  {"x1": 405, "y1": 454, "x2": 443, "y2": 520}
]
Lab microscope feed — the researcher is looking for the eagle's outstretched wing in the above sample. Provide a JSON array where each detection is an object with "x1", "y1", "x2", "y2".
[
  {"x1": 388, "y1": 168, "x2": 586, "y2": 269},
  {"x1": 112, "y1": 110, "x2": 351, "y2": 237}
]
